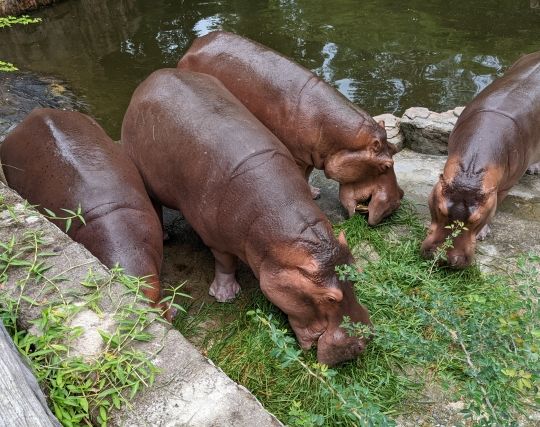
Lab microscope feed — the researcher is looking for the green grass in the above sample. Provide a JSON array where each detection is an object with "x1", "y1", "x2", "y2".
[{"x1": 174, "y1": 201, "x2": 540, "y2": 426}]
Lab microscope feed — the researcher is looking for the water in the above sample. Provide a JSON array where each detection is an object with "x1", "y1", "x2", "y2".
[{"x1": 1, "y1": 0, "x2": 539, "y2": 139}]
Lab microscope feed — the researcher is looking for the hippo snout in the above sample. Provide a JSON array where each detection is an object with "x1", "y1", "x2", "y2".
[
  {"x1": 446, "y1": 251, "x2": 473, "y2": 269},
  {"x1": 316, "y1": 328, "x2": 368, "y2": 366}
]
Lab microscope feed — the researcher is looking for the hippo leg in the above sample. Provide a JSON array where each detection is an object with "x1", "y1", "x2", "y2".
[
  {"x1": 476, "y1": 223, "x2": 491, "y2": 241},
  {"x1": 526, "y1": 162, "x2": 540, "y2": 175},
  {"x1": 151, "y1": 199, "x2": 169, "y2": 241},
  {"x1": 209, "y1": 249, "x2": 241, "y2": 302},
  {"x1": 304, "y1": 166, "x2": 320, "y2": 199}
]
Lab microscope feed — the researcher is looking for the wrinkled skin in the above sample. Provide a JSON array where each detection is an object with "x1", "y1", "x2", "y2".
[
  {"x1": 0, "y1": 109, "x2": 171, "y2": 320},
  {"x1": 121, "y1": 69, "x2": 372, "y2": 365},
  {"x1": 422, "y1": 52, "x2": 540, "y2": 268},
  {"x1": 178, "y1": 31, "x2": 402, "y2": 224}
]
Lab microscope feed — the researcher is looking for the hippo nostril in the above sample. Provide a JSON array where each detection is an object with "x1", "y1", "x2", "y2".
[{"x1": 448, "y1": 254, "x2": 467, "y2": 268}]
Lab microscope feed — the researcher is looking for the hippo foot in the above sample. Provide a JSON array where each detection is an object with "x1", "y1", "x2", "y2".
[
  {"x1": 209, "y1": 277, "x2": 240, "y2": 302},
  {"x1": 476, "y1": 224, "x2": 491, "y2": 241},
  {"x1": 154, "y1": 302, "x2": 177, "y2": 322},
  {"x1": 310, "y1": 185, "x2": 321, "y2": 199},
  {"x1": 526, "y1": 162, "x2": 540, "y2": 175}
]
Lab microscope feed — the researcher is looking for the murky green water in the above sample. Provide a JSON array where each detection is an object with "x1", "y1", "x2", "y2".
[{"x1": 1, "y1": 0, "x2": 539, "y2": 138}]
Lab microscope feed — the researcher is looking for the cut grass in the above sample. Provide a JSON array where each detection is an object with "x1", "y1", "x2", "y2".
[{"x1": 175, "y1": 201, "x2": 539, "y2": 426}]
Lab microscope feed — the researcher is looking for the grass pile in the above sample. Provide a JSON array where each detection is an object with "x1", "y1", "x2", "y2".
[{"x1": 175, "y1": 202, "x2": 539, "y2": 426}]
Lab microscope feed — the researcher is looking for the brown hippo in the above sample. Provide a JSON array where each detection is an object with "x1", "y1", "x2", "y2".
[
  {"x1": 422, "y1": 52, "x2": 540, "y2": 268},
  {"x1": 0, "y1": 109, "x2": 171, "y2": 319},
  {"x1": 177, "y1": 31, "x2": 403, "y2": 225},
  {"x1": 121, "y1": 68, "x2": 371, "y2": 365}
]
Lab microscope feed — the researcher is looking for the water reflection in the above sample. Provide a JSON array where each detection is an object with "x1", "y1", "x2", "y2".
[
  {"x1": 0, "y1": 0, "x2": 538, "y2": 137},
  {"x1": 193, "y1": 15, "x2": 225, "y2": 37}
]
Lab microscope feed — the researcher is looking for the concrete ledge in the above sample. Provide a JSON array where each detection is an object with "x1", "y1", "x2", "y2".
[{"x1": 0, "y1": 183, "x2": 282, "y2": 427}]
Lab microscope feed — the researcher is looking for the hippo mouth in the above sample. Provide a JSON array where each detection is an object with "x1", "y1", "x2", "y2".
[{"x1": 354, "y1": 196, "x2": 372, "y2": 214}]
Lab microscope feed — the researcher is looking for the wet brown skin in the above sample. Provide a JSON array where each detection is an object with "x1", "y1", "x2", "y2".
[
  {"x1": 0, "y1": 109, "x2": 171, "y2": 319},
  {"x1": 178, "y1": 31, "x2": 402, "y2": 224},
  {"x1": 121, "y1": 69, "x2": 371, "y2": 366},
  {"x1": 422, "y1": 52, "x2": 540, "y2": 268}
]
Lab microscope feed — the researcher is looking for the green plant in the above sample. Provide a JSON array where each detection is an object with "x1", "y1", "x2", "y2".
[
  {"x1": 248, "y1": 309, "x2": 394, "y2": 427},
  {"x1": 0, "y1": 60, "x2": 18, "y2": 71},
  {"x1": 175, "y1": 201, "x2": 539, "y2": 426},
  {"x1": 0, "y1": 15, "x2": 42, "y2": 71},
  {"x1": 42, "y1": 205, "x2": 86, "y2": 233},
  {"x1": 0, "y1": 15, "x2": 42, "y2": 28},
  {"x1": 0, "y1": 199, "x2": 188, "y2": 426}
]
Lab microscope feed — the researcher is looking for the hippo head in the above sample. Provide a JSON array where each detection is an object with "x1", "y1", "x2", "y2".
[
  {"x1": 421, "y1": 173, "x2": 497, "y2": 268},
  {"x1": 338, "y1": 166, "x2": 404, "y2": 225},
  {"x1": 324, "y1": 121, "x2": 402, "y2": 224},
  {"x1": 259, "y1": 230, "x2": 371, "y2": 366}
]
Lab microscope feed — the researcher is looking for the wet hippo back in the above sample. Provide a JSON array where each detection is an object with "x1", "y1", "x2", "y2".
[
  {"x1": 122, "y1": 69, "x2": 320, "y2": 266},
  {"x1": 453, "y1": 51, "x2": 540, "y2": 172},
  {"x1": 422, "y1": 51, "x2": 540, "y2": 268},
  {"x1": 178, "y1": 31, "x2": 403, "y2": 224},
  {"x1": 1, "y1": 108, "x2": 166, "y2": 311}
]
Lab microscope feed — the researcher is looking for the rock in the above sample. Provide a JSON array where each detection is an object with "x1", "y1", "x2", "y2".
[
  {"x1": 69, "y1": 309, "x2": 116, "y2": 361},
  {"x1": 0, "y1": 0, "x2": 59, "y2": 16},
  {"x1": 351, "y1": 242, "x2": 380, "y2": 271},
  {"x1": 374, "y1": 113, "x2": 405, "y2": 152},
  {"x1": 0, "y1": 72, "x2": 85, "y2": 141},
  {"x1": 400, "y1": 106, "x2": 464, "y2": 155}
]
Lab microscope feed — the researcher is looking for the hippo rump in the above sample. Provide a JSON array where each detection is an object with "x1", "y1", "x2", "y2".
[
  {"x1": 0, "y1": 108, "x2": 170, "y2": 318},
  {"x1": 422, "y1": 51, "x2": 540, "y2": 268},
  {"x1": 178, "y1": 31, "x2": 403, "y2": 225},
  {"x1": 121, "y1": 68, "x2": 371, "y2": 365}
]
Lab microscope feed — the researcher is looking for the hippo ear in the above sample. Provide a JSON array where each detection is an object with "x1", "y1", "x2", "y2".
[
  {"x1": 337, "y1": 230, "x2": 348, "y2": 247},
  {"x1": 324, "y1": 287, "x2": 343, "y2": 303},
  {"x1": 377, "y1": 120, "x2": 385, "y2": 129},
  {"x1": 298, "y1": 258, "x2": 321, "y2": 277},
  {"x1": 371, "y1": 139, "x2": 383, "y2": 154}
]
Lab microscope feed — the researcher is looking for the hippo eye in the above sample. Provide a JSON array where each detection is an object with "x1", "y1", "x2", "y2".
[{"x1": 323, "y1": 289, "x2": 343, "y2": 303}]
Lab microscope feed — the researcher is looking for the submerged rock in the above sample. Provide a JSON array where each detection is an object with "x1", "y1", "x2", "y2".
[{"x1": 0, "y1": 71, "x2": 85, "y2": 140}]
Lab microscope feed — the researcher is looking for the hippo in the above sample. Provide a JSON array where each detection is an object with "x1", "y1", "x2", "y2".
[
  {"x1": 121, "y1": 68, "x2": 371, "y2": 365},
  {"x1": 0, "y1": 108, "x2": 171, "y2": 319},
  {"x1": 177, "y1": 31, "x2": 403, "y2": 225},
  {"x1": 422, "y1": 51, "x2": 540, "y2": 268}
]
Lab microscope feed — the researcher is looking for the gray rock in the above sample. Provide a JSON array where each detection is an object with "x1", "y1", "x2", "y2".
[
  {"x1": 351, "y1": 242, "x2": 380, "y2": 271},
  {"x1": 400, "y1": 106, "x2": 464, "y2": 155},
  {"x1": 0, "y1": 72, "x2": 85, "y2": 141}
]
